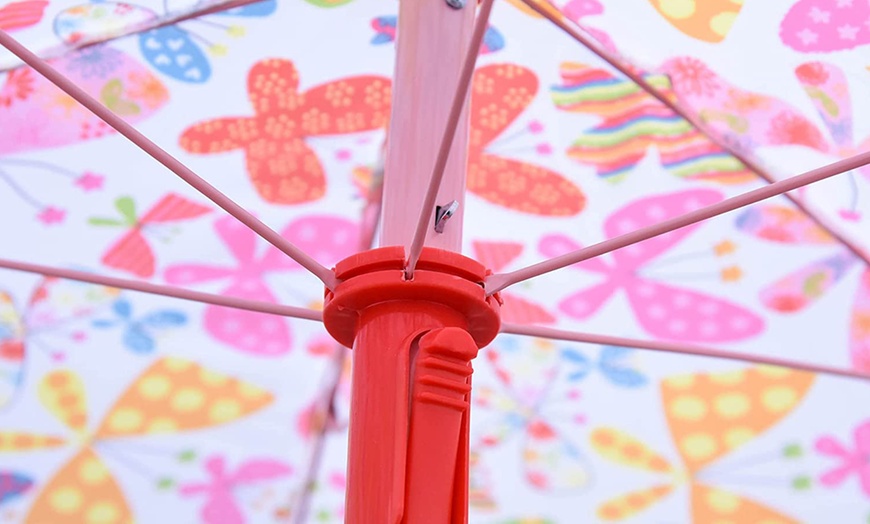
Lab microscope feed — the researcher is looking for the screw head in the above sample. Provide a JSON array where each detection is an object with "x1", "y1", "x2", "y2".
[{"x1": 446, "y1": 0, "x2": 465, "y2": 8}]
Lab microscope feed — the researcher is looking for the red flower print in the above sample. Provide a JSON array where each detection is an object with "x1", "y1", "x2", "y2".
[
  {"x1": 795, "y1": 62, "x2": 829, "y2": 86},
  {"x1": 0, "y1": 68, "x2": 36, "y2": 107},
  {"x1": 666, "y1": 57, "x2": 720, "y2": 97},
  {"x1": 768, "y1": 111, "x2": 828, "y2": 150},
  {"x1": 180, "y1": 60, "x2": 391, "y2": 205}
]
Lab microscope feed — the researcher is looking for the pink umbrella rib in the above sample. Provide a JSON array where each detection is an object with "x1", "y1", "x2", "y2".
[
  {"x1": 501, "y1": 323, "x2": 870, "y2": 382},
  {"x1": 517, "y1": 0, "x2": 870, "y2": 271},
  {"x1": 487, "y1": 149, "x2": 870, "y2": 293},
  {"x1": 404, "y1": 0, "x2": 496, "y2": 278},
  {"x1": 0, "y1": 258, "x2": 323, "y2": 322},
  {"x1": 0, "y1": 29, "x2": 337, "y2": 290}
]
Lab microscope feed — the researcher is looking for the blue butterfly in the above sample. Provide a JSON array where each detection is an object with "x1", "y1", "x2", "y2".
[
  {"x1": 0, "y1": 472, "x2": 32, "y2": 505},
  {"x1": 215, "y1": 0, "x2": 278, "y2": 16},
  {"x1": 560, "y1": 346, "x2": 647, "y2": 388},
  {"x1": 137, "y1": 0, "x2": 277, "y2": 83},
  {"x1": 93, "y1": 298, "x2": 187, "y2": 354}
]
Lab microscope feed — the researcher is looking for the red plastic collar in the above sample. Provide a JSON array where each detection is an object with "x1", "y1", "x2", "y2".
[{"x1": 323, "y1": 246, "x2": 502, "y2": 348}]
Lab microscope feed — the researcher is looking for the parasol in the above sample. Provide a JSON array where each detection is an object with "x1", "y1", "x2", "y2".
[{"x1": 0, "y1": 0, "x2": 868, "y2": 522}]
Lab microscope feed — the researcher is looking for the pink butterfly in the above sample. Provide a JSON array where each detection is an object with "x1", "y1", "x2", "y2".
[
  {"x1": 540, "y1": 188, "x2": 764, "y2": 343},
  {"x1": 179, "y1": 455, "x2": 292, "y2": 524},
  {"x1": 0, "y1": 45, "x2": 169, "y2": 155},
  {"x1": 661, "y1": 58, "x2": 870, "y2": 221},
  {"x1": 90, "y1": 194, "x2": 212, "y2": 278},
  {"x1": 736, "y1": 204, "x2": 870, "y2": 372},
  {"x1": 780, "y1": 0, "x2": 870, "y2": 53},
  {"x1": 471, "y1": 240, "x2": 556, "y2": 325},
  {"x1": 164, "y1": 214, "x2": 358, "y2": 355}
]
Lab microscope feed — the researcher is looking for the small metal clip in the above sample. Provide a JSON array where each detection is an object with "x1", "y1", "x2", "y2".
[
  {"x1": 445, "y1": 0, "x2": 465, "y2": 8},
  {"x1": 434, "y1": 201, "x2": 459, "y2": 234}
]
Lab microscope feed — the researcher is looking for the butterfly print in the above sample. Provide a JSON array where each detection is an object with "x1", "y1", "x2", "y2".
[
  {"x1": 551, "y1": 62, "x2": 752, "y2": 184},
  {"x1": 0, "y1": 359, "x2": 273, "y2": 522},
  {"x1": 180, "y1": 59, "x2": 391, "y2": 204},
  {"x1": 164, "y1": 214, "x2": 357, "y2": 355},
  {"x1": 89, "y1": 194, "x2": 212, "y2": 278},
  {"x1": 540, "y1": 188, "x2": 764, "y2": 343},
  {"x1": 591, "y1": 366, "x2": 813, "y2": 522}
]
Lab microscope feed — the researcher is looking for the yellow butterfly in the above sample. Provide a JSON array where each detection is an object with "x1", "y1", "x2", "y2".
[
  {"x1": 590, "y1": 365, "x2": 813, "y2": 522},
  {"x1": 0, "y1": 357, "x2": 273, "y2": 523},
  {"x1": 648, "y1": 0, "x2": 744, "y2": 43}
]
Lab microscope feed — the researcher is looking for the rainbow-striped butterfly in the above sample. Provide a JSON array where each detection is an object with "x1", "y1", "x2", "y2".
[{"x1": 551, "y1": 62, "x2": 752, "y2": 184}]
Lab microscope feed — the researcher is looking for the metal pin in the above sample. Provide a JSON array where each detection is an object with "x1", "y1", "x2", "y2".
[
  {"x1": 445, "y1": 0, "x2": 466, "y2": 9},
  {"x1": 434, "y1": 201, "x2": 459, "y2": 233}
]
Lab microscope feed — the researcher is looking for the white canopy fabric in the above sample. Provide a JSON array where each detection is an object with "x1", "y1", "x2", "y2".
[{"x1": 0, "y1": 0, "x2": 868, "y2": 522}]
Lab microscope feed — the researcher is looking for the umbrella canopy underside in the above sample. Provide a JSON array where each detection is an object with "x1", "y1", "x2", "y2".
[{"x1": 0, "y1": 0, "x2": 869, "y2": 522}]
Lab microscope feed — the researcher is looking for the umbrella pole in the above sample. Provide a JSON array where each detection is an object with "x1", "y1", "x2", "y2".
[
  {"x1": 323, "y1": 249, "x2": 501, "y2": 523},
  {"x1": 325, "y1": 0, "x2": 493, "y2": 521}
]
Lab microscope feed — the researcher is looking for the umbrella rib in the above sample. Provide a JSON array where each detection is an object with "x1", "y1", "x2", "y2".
[
  {"x1": 500, "y1": 323, "x2": 870, "y2": 382},
  {"x1": 515, "y1": 0, "x2": 870, "y2": 271},
  {"x1": 486, "y1": 149, "x2": 870, "y2": 293},
  {"x1": 0, "y1": 29, "x2": 337, "y2": 291},
  {"x1": 0, "y1": 258, "x2": 323, "y2": 322},
  {"x1": 404, "y1": 0, "x2": 496, "y2": 279}
]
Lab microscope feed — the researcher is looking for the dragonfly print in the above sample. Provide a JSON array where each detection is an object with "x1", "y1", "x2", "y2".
[
  {"x1": 471, "y1": 335, "x2": 593, "y2": 504},
  {"x1": 540, "y1": 188, "x2": 764, "y2": 343},
  {"x1": 164, "y1": 214, "x2": 358, "y2": 355},
  {"x1": 0, "y1": 358, "x2": 274, "y2": 523},
  {"x1": 179, "y1": 454, "x2": 292, "y2": 524},
  {"x1": 736, "y1": 204, "x2": 870, "y2": 373},
  {"x1": 591, "y1": 366, "x2": 815, "y2": 522},
  {"x1": 0, "y1": 276, "x2": 119, "y2": 410}
]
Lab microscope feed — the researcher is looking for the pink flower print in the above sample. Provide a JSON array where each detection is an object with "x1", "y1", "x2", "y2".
[
  {"x1": 74, "y1": 171, "x2": 104, "y2": 191},
  {"x1": 815, "y1": 420, "x2": 870, "y2": 496},
  {"x1": 36, "y1": 206, "x2": 65, "y2": 225}
]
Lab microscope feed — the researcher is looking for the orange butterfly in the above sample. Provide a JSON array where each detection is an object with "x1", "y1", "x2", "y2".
[
  {"x1": 0, "y1": 357, "x2": 273, "y2": 522},
  {"x1": 590, "y1": 366, "x2": 814, "y2": 522},
  {"x1": 468, "y1": 63, "x2": 585, "y2": 216},
  {"x1": 180, "y1": 59, "x2": 392, "y2": 205}
]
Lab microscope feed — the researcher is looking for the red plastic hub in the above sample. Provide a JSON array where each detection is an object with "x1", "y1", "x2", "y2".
[{"x1": 323, "y1": 247, "x2": 501, "y2": 524}]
